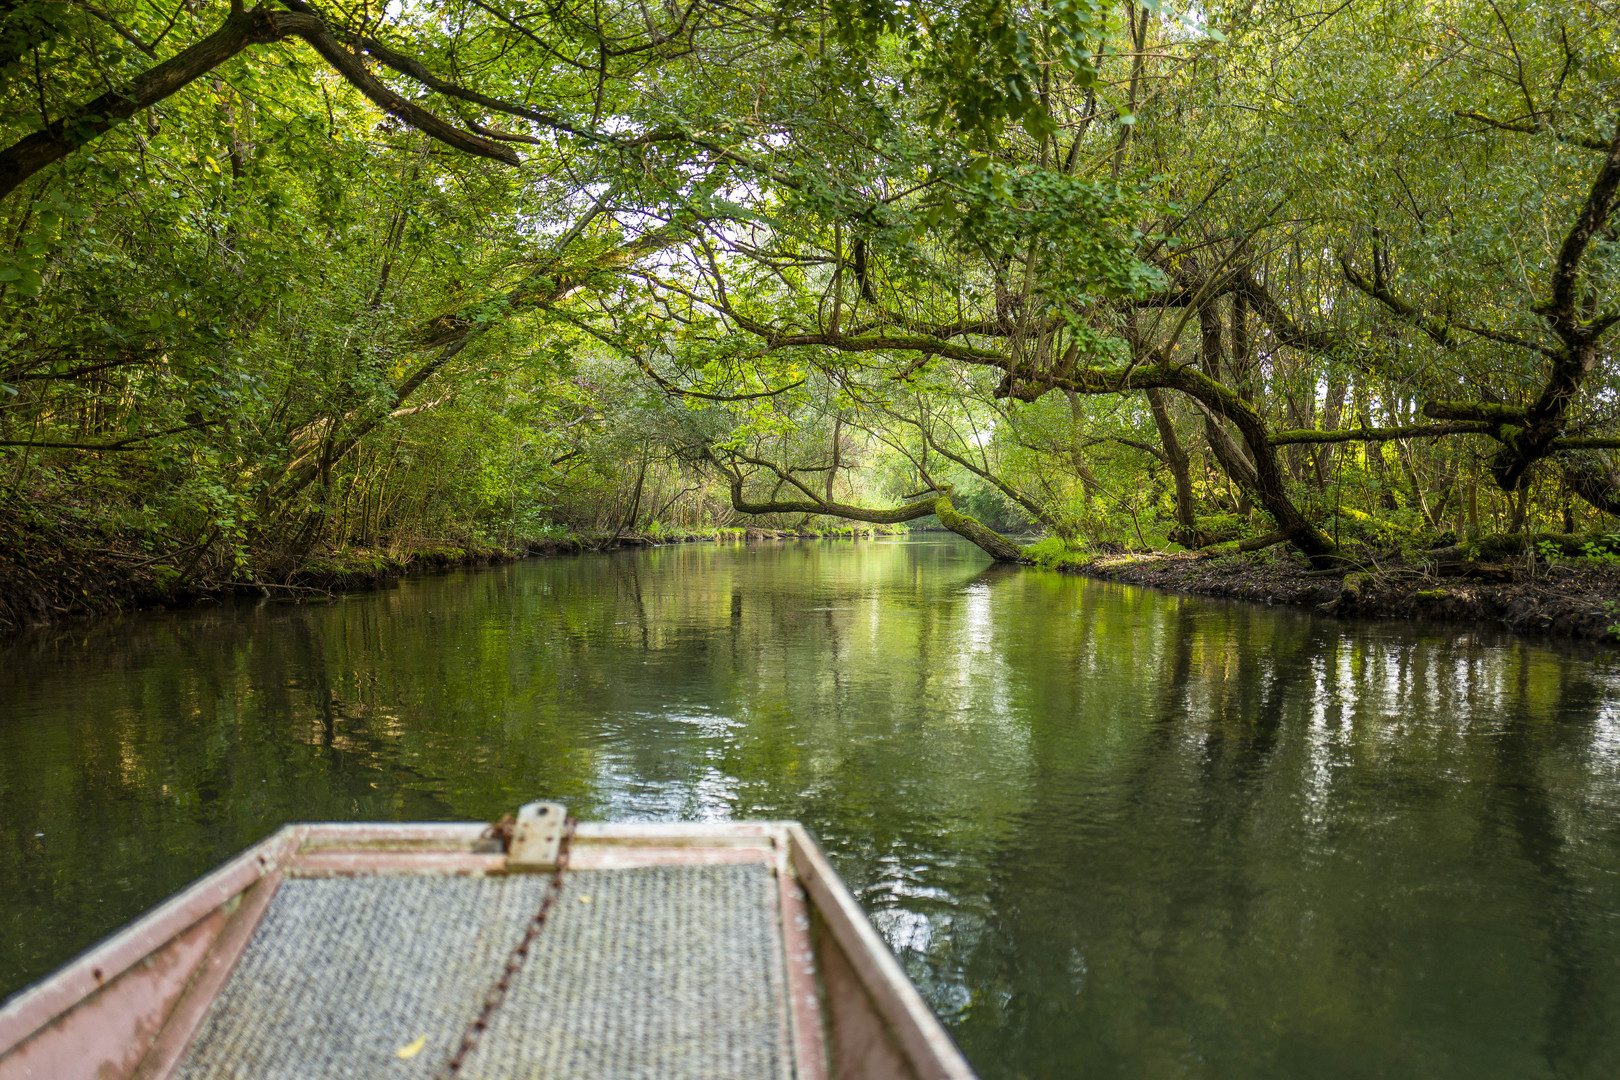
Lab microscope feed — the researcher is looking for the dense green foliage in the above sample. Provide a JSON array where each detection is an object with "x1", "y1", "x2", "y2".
[{"x1": 1, "y1": 0, "x2": 1617, "y2": 620}]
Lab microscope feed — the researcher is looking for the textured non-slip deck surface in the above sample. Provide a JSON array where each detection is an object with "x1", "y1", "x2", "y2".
[{"x1": 174, "y1": 864, "x2": 790, "y2": 1080}]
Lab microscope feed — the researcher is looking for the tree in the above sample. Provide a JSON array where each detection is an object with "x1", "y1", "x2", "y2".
[{"x1": 604, "y1": 0, "x2": 1620, "y2": 564}]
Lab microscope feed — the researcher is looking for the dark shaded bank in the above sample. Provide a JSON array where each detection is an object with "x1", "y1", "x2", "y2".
[
  {"x1": 0, "y1": 522, "x2": 909, "y2": 634},
  {"x1": 0, "y1": 526, "x2": 523, "y2": 634},
  {"x1": 1069, "y1": 551, "x2": 1620, "y2": 644}
]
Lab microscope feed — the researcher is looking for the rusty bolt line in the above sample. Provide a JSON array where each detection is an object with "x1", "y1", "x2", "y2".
[{"x1": 433, "y1": 815, "x2": 577, "y2": 1079}]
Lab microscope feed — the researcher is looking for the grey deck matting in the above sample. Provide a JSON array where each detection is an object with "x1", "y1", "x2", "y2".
[{"x1": 174, "y1": 864, "x2": 789, "y2": 1080}]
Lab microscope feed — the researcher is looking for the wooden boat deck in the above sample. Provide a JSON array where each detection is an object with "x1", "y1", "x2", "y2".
[
  {"x1": 0, "y1": 817, "x2": 978, "y2": 1080},
  {"x1": 177, "y1": 865, "x2": 789, "y2": 1079}
]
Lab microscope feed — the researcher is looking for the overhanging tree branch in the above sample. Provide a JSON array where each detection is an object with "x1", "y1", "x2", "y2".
[
  {"x1": 1270, "y1": 422, "x2": 1498, "y2": 445},
  {"x1": 0, "y1": 420, "x2": 219, "y2": 451},
  {"x1": 703, "y1": 444, "x2": 1026, "y2": 560},
  {"x1": 1544, "y1": 121, "x2": 1620, "y2": 339},
  {"x1": 1454, "y1": 109, "x2": 1613, "y2": 153},
  {"x1": 0, "y1": 4, "x2": 520, "y2": 201},
  {"x1": 697, "y1": 308, "x2": 1343, "y2": 564}
]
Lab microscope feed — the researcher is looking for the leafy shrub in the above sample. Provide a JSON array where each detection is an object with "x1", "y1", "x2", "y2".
[{"x1": 1023, "y1": 536, "x2": 1089, "y2": 567}]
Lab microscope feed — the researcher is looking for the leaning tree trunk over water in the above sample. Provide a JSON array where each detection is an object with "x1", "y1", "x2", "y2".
[
  {"x1": 887, "y1": 407, "x2": 1069, "y2": 540},
  {"x1": 703, "y1": 448, "x2": 1025, "y2": 562},
  {"x1": 697, "y1": 320, "x2": 1341, "y2": 564},
  {"x1": 679, "y1": 252, "x2": 1347, "y2": 563}
]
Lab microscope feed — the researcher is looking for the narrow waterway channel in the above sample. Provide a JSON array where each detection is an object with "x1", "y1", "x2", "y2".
[{"x1": 4, "y1": 536, "x2": 1620, "y2": 1078}]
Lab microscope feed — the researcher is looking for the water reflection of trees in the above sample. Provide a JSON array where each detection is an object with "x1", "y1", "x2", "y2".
[
  {"x1": 940, "y1": 601, "x2": 1620, "y2": 1079},
  {"x1": 4, "y1": 542, "x2": 1620, "y2": 1079}
]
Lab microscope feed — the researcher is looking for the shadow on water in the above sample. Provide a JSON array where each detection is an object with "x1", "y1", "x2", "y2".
[{"x1": 4, "y1": 536, "x2": 1620, "y2": 1079}]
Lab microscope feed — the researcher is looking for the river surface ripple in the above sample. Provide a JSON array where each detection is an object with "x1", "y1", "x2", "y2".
[{"x1": 4, "y1": 536, "x2": 1620, "y2": 1078}]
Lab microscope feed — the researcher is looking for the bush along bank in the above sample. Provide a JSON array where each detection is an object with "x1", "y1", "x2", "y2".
[{"x1": 1063, "y1": 537, "x2": 1620, "y2": 645}]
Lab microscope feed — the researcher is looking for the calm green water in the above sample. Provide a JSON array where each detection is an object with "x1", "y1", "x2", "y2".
[{"x1": 4, "y1": 536, "x2": 1620, "y2": 1078}]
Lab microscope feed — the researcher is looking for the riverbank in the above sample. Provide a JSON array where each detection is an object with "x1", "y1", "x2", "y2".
[
  {"x1": 18, "y1": 517, "x2": 1616, "y2": 645},
  {"x1": 0, "y1": 526, "x2": 525, "y2": 634},
  {"x1": 1068, "y1": 549, "x2": 1620, "y2": 644},
  {"x1": 0, "y1": 521, "x2": 911, "y2": 633}
]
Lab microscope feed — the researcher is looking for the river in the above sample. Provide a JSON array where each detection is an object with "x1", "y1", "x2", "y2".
[{"x1": 4, "y1": 536, "x2": 1619, "y2": 1078}]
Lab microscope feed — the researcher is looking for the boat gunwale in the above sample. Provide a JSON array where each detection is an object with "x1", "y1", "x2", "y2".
[
  {"x1": 784, "y1": 824, "x2": 978, "y2": 1080},
  {"x1": 0, "y1": 826, "x2": 305, "y2": 1055},
  {"x1": 128, "y1": 867, "x2": 286, "y2": 1080}
]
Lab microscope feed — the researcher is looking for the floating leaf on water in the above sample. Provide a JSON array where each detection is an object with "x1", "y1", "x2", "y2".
[
  {"x1": 396, "y1": 1035, "x2": 427, "y2": 1059},
  {"x1": 578, "y1": 895, "x2": 592, "y2": 903}
]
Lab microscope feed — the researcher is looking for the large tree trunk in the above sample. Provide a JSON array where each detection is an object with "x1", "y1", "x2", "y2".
[
  {"x1": 1147, "y1": 388, "x2": 1200, "y2": 543},
  {"x1": 1186, "y1": 397, "x2": 1337, "y2": 566},
  {"x1": 932, "y1": 500, "x2": 1024, "y2": 561}
]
